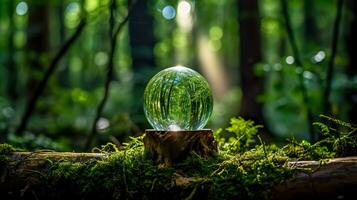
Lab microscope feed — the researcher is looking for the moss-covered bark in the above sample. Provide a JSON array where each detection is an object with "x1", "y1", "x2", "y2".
[{"x1": 0, "y1": 116, "x2": 355, "y2": 200}]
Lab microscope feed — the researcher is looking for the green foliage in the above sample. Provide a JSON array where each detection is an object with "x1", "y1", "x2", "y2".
[
  {"x1": 215, "y1": 117, "x2": 263, "y2": 153},
  {"x1": 7, "y1": 132, "x2": 70, "y2": 151},
  {"x1": 282, "y1": 138, "x2": 332, "y2": 160},
  {"x1": 0, "y1": 143, "x2": 17, "y2": 155},
  {"x1": 281, "y1": 115, "x2": 357, "y2": 160},
  {"x1": 0, "y1": 143, "x2": 23, "y2": 169},
  {"x1": 1, "y1": 116, "x2": 356, "y2": 199},
  {"x1": 92, "y1": 142, "x2": 120, "y2": 153},
  {"x1": 314, "y1": 115, "x2": 357, "y2": 157}
]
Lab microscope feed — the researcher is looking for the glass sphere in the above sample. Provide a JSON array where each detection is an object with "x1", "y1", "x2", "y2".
[{"x1": 144, "y1": 66, "x2": 213, "y2": 130}]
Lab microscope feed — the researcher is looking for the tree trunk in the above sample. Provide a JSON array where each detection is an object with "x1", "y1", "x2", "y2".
[
  {"x1": 303, "y1": 0, "x2": 319, "y2": 50},
  {"x1": 346, "y1": 0, "x2": 357, "y2": 124},
  {"x1": 26, "y1": 3, "x2": 50, "y2": 96},
  {"x1": 237, "y1": 0, "x2": 266, "y2": 129},
  {"x1": 127, "y1": 0, "x2": 156, "y2": 129}
]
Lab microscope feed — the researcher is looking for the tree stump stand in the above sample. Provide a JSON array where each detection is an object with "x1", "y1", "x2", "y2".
[{"x1": 143, "y1": 129, "x2": 218, "y2": 166}]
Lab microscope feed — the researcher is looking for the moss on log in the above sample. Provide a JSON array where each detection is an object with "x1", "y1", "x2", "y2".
[{"x1": 1, "y1": 150, "x2": 357, "y2": 199}]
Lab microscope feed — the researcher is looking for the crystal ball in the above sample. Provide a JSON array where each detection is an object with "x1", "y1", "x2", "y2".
[{"x1": 144, "y1": 66, "x2": 213, "y2": 130}]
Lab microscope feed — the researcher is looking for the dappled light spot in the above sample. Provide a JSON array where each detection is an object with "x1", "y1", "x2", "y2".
[
  {"x1": 285, "y1": 56, "x2": 295, "y2": 65},
  {"x1": 273, "y1": 63, "x2": 282, "y2": 71},
  {"x1": 197, "y1": 36, "x2": 228, "y2": 98},
  {"x1": 313, "y1": 51, "x2": 326, "y2": 63},
  {"x1": 65, "y1": 2, "x2": 81, "y2": 29},
  {"x1": 16, "y1": 2, "x2": 28, "y2": 16},
  {"x1": 2, "y1": 107, "x2": 14, "y2": 118},
  {"x1": 162, "y1": 5, "x2": 176, "y2": 20},
  {"x1": 177, "y1": 1, "x2": 191, "y2": 16},
  {"x1": 176, "y1": 0, "x2": 193, "y2": 31},
  {"x1": 209, "y1": 26, "x2": 223, "y2": 41},
  {"x1": 71, "y1": 88, "x2": 88, "y2": 103},
  {"x1": 94, "y1": 52, "x2": 109, "y2": 67},
  {"x1": 84, "y1": 0, "x2": 98, "y2": 12},
  {"x1": 303, "y1": 71, "x2": 314, "y2": 80},
  {"x1": 168, "y1": 124, "x2": 181, "y2": 131},
  {"x1": 97, "y1": 117, "x2": 110, "y2": 132}
]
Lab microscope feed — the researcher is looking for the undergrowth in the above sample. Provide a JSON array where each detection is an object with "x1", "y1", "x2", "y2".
[{"x1": 0, "y1": 115, "x2": 356, "y2": 199}]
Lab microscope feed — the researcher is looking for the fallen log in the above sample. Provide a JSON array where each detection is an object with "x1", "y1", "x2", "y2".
[
  {"x1": 1, "y1": 152, "x2": 357, "y2": 199},
  {"x1": 272, "y1": 157, "x2": 357, "y2": 200}
]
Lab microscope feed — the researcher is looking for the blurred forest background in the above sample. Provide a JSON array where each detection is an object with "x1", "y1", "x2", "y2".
[{"x1": 0, "y1": 0, "x2": 356, "y2": 151}]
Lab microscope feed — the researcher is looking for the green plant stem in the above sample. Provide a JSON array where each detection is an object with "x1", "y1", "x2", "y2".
[{"x1": 323, "y1": 0, "x2": 344, "y2": 116}]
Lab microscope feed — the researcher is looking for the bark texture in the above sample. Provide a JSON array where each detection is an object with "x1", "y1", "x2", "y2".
[
  {"x1": 273, "y1": 157, "x2": 357, "y2": 200},
  {"x1": 143, "y1": 129, "x2": 218, "y2": 166},
  {"x1": 237, "y1": 0, "x2": 264, "y2": 125}
]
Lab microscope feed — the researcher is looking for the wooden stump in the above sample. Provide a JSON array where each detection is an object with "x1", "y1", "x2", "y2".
[{"x1": 143, "y1": 129, "x2": 218, "y2": 166}]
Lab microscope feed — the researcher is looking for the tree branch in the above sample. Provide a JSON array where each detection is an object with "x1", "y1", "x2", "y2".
[
  {"x1": 15, "y1": 20, "x2": 86, "y2": 135},
  {"x1": 323, "y1": 0, "x2": 344, "y2": 116},
  {"x1": 85, "y1": 1, "x2": 137, "y2": 150},
  {"x1": 280, "y1": 0, "x2": 315, "y2": 141}
]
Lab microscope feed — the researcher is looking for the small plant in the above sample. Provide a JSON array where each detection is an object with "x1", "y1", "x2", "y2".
[
  {"x1": 314, "y1": 115, "x2": 357, "y2": 157},
  {"x1": 214, "y1": 117, "x2": 263, "y2": 153}
]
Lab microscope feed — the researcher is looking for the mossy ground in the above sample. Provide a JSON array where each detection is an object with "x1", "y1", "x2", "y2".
[{"x1": 0, "y1": 115, "x2": 356, "y2": 200}]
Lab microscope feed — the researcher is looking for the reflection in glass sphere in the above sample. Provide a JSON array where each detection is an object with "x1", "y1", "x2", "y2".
[{"x1": 144, "y1": 66, "x2": 213, "y2": 131}]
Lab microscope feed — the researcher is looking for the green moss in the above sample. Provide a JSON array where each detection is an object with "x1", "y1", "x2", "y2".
[
  {"x1": 1, "y1": 116, "x2": 356, "y2": 199},
  {"x1": 36, "y1": 121, "x2": 297, "y2": 199},
  {"x1": 0, "y1": 143, "x2": 23, "y2": 165},
  {"x1": 0, "y1": 143, "x2": 17, "y2": 155}
]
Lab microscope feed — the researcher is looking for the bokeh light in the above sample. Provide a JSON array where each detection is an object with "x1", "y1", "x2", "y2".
[
  {"x1": 94, "y1": 52, "x2": 109, "y2": 67},
  {"x1": 177, "y1": 1, "x2": 191, "y2": 16},
  {"x1": 285, "y1": 56, "x2": 295, "y2": 65},
  {"x1": 162, "y1": 5, "x2": 176, "y2": 20},
  {"x1": 313, "y1": 51, "x2": 326, "y2": 63},
  {"x1": 16, "y1": 2, "x2": 28, "y2": 16},
  {"x1": 65, "y1": 2, "x2": 81, "y2": 28}
]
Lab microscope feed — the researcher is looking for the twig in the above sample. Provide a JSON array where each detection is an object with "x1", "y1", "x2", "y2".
[
  {"x1": 85, "y1": 0, "x2": 137, "y2": 150},
  {"x1": 323, "y1": 0, "x2": 344, "y2": 115},
  {"x1": 15, "y1": 20, "x2": 86, "y2": 135},
  {"x1": 280, "y1": 0, "x2": 315, "y2": 141}
]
